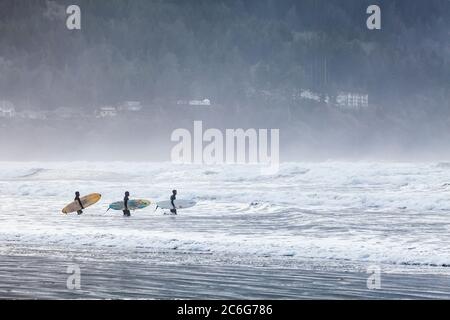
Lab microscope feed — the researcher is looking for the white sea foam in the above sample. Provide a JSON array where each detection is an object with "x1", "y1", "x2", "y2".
[{"x1": 1, "y1": 161, "x2": 450, "y2": 269}]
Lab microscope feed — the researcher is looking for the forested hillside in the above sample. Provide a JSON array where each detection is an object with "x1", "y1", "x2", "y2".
[{"x1": 0, "y1": 0, "x2": 448, "y2": 110}]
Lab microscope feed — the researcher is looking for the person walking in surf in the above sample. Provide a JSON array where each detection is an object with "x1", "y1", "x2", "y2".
[
  {"x1": 170, "y1": 189, "x2": 177, "y2": 215},
  {"x1": 75, "y1": 191, "x2": 84, "y2": 215},
  {"x1": 123, "y1": 191, "x2": 131, "y2": 217}
]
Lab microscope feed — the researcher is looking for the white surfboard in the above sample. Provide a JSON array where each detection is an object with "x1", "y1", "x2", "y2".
[{"x1": 156, "y1": 199, "x2": 197, "y2": 209}]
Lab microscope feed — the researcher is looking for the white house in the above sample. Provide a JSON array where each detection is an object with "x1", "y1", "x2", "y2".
[
  {"x1": 118, "y1": 101, "x2": 142, "y2": 112},
  {"x1": 336, "y1": 92, "x2": 369, "y2": 110},
  {"x1": 292, "y1": 89, "x2": 321, "y2": 103},
  {"x1": 18, "y1": 110, "x2": 48, "y2": 120},
  {"x1": 189, "y1": 99, "x2": 211, "y2": 106},
  {"x1": 96, "y1": 106, "x2": 117, "y2": 118},
  {"x1": 0, "y1": 100, "x2": 16, "y2": 118},
  {"x1": 299, "y1": 89, "x2": 321, "y2": 102}
]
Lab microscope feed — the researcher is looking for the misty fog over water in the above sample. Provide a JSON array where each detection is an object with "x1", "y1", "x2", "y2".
[{"x1": 0, "y1": 0, "x2": 449, "y2": 161}]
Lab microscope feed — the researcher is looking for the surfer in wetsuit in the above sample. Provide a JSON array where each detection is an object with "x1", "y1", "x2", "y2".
[
  {"x1": 75, "y1": 191, "x2": 84, "y2": 215},
  {"x1": 170, "y1": 190, "x2": 177, "y2": 215},
  {"x1": 123, "y1": 191, "x2": 131, "y2": 217}
]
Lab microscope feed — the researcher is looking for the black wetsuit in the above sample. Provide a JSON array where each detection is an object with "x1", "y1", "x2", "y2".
[
  {"x1": 170, "y1": 194, "x2": 177, "y2": 215},
  {"x1": 75, "y1": 195, "x2": 84, "y2": 215},
  {"x1": 123, "y1": 195, "x2": 130, "y2": 216}
]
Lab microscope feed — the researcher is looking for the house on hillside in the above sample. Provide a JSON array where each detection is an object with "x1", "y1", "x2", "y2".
[
  {"x1": 292, "y1": 89, "x2": 323, "y2": 103},
  {"x1": 177, "y1": 98, "x2": 212, "y2": 107},
  {"x1": 95, "y1": 106, "x2": 117, "y2": 118},
  {"x1": 300, "y1": 89, "x2": 321, "y2": 102},
  {"x1": 118, "y1": 101, "x2": 142, "y2": 112},
  {"x1": 18, "y1": 109, "x2": 48, "y2": 120},
  {"x1": 189, "y1": 99, "x2": 211, "y2": 106},
  {"x1": 0, "y1": 100, "x2": 16, "y2": 118},
  {"x1": 336, "y1": 92, "x2": 369, "y2": 110}
]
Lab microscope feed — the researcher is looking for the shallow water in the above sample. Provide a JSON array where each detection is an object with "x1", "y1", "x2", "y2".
[
  {"x1": 2, "y1": 252, "x2": 450, "y2": 299},
  {"x1": 1, "y1": 161, "x2": 450, "y2": 298}
]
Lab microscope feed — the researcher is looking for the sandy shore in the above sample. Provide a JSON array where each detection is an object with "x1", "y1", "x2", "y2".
[{"x1": 1, "y1": 250, "x2": 450, "y2": 299}]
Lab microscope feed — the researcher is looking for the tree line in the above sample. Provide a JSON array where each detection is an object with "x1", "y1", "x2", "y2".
[{"x1": 0, "y1": 0, "x2": 448, "y2": 112}]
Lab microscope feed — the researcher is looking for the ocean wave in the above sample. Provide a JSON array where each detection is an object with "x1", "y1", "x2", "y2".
[
  {"x1": 2, "y1": 161, "x2": 450, "y2": 270},
  {"x1": 17, "y1": 168, "x2": 46, "y2": 178},
  {"x1": 436, "y1": 162, "x2": 450, "y2": 169},
  {"x1": 1, "y1": 223, "x2": 450, "y2": 268}
]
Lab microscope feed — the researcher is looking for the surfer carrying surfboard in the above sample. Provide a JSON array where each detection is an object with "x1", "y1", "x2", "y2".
[
  {"x1": 62, "y1": 193, "x2": 101, "y2": 214},
  {"x1": 123, "y1": 191, "x2": 131, "y2": 217},
  {"x1": 170, "y1": 190, "x2": 177, "y2": 215},
  {"x1": 75, "y1": 191, "x2": 84, "y2": 215}
]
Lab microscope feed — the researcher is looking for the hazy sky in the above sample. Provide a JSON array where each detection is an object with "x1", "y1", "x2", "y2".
[{"x1": 0, "y1": 0, "x2": 449, "y2": 161}]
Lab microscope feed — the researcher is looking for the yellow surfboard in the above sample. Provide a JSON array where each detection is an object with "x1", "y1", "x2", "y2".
[{"x1": 62, "y1": 193, "x2": 102, "y2": 214}]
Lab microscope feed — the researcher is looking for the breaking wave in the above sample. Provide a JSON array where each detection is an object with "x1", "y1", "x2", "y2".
[{"x1": 1, "y1": 161, "x2": 450, "y2": 269}]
